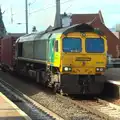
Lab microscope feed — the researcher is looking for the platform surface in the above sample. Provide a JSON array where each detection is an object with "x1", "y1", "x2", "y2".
[
  {"x1": 0, "y1": 92, "x2": 31, "y2": 120},
  {"x1": 105, "y1": 68, "x2": 120, "y2": 85},
  {"x1": 105, "y1": 68, "x2": 120, "y2": 80}
]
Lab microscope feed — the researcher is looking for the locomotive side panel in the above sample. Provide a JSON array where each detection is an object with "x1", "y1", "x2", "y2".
[
  {"x1": 34, "y1": 40, "x2": 48, "y2": 61},
  {"x1": 22, "y1": 41, "x2": 34, "y2": 58},
  {"x1": 16, "y1": 33, "x2": 51, "y2": 63}
]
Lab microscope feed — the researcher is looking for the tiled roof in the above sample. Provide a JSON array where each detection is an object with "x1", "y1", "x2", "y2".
[
  {"x1": 71, "y1": 14, "x2": 100, "y2": 24},
  {"x1": 71, "y1": 10, "x2": 104, "y2": 24}
]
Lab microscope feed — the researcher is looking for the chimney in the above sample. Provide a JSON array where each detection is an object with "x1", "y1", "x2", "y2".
[
  {"x1": 119, "y1": 32, "x2": 120, "y2": 39},
  {"x1": 54, "y1": 0, "x2": 62, "y2": 29}
]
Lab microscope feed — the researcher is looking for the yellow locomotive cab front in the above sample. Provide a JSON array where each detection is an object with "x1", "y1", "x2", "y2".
[
  {"x1": 54, "y1": 31, "x2": 108, "y2": 95},
  {"x1": 60, "y1": 32, "x2": 107, "y2": 75}
]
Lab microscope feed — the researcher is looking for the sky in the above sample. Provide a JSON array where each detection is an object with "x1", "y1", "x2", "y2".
[{"x1": 1, "y1": 0, "x2": 120, "y2": 33}]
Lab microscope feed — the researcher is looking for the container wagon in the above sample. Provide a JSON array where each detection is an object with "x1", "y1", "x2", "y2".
[{"x1": 0, "y1": 33, "x2": 25, "y2": 71}]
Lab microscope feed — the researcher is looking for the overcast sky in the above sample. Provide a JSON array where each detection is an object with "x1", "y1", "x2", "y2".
[{"x1": 1, "y1": 0, "x2": 120, "y2": 33}]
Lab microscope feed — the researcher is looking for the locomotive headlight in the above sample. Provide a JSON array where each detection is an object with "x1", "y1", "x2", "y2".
[
  {"x1": 68, "y1": 67, "x2": 72, "y2": 71},
  {"x1": 100, "y1": 68, "x2": 103, "y2": 71},
  {"x1": 96, "y1": 68, "x2": 100, "y2": 71},
  {"x1": 64, "y1": 67, "x2": 69, "y2": 71},
  {"x1": 63, "y1": 66, "x2": 72, "y2": 72},
  {"x1": 96, "y1": 67, "x2": 104, "y2": 72}
]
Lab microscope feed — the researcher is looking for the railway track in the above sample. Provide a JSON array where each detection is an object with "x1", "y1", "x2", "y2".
[
  {"x1": 73, "y1": 99, "x2": 120, "y2": 120},
  {"x1": 0, "y1": 71, "x2": 104, "y2": 120},
  {"x1": 0, "y1": 72, "x2": 120, "y2": 120},
  {"x1": 57, "y1": 94, "x2": 120, "y2": 120},
  {"x1": 0, "y1": 78, "x2": 64, "y2": 120}
]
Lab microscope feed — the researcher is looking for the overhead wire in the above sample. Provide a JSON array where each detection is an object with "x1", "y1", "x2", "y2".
[
  {"x1": 29, "y1": 0, "x2": 78, "y2": 15},
  {"x1": 28, "y1": 0, "x2": 37, "y2": 6}
]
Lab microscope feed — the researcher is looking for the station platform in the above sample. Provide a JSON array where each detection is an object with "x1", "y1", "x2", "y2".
[
  {"x1": 107, "y1": 79, "x2": 120, "y2": 85},
  {"x1": 0, "y1": 92, "x2": 31, "y2": 120},
  {"x1": 103, "y1": 79, "x2": 120, "y2": 98}
]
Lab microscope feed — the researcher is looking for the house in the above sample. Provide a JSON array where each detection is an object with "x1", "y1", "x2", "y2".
[
  {"x1": 113, "y1": 32, "x2": 120, "y2": 39},
  {"x1": 60, "y1": 11, "x2": 120, "y2": 57}
]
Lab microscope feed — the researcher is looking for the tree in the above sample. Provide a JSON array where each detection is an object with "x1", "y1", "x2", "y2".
[
  {"x1": 32, "y1": 26, "x2": 37, "y2": 32},
  {"x1": 0, "y1": 7, "x2": 6, "y2": 38}
]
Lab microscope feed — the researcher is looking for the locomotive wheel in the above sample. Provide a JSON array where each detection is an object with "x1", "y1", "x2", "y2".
[
  {"x1": 53, "y1": 83, "x2": 66, "y2": 96},
  {"x1": 44, "y1": 81, "x2": 48, "y2": 88},
  {"x1": 53, "y1": 83, "x2": 59, "y2": 93},
  {"x1": 1, "y1": 67, "x2": 6, "y2": 72},
  {"x1": 59, "y1": 89, "x2": 64, "y2": 96},
  {"x1": 42, "y1": 71, "x2": 50, "y2": 88},
  {"x1": 59, "y1": 88, "x2": 68, "y2": 96}
]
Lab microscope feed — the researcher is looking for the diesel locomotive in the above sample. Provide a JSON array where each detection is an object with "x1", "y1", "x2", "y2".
[{"x1": 1, "y1": 23, "x2": 108, "y2": 95}]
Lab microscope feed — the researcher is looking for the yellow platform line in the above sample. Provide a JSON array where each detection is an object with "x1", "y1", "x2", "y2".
[
  {"x1": 0, "y1": 92, "x2": 31, "y2": 120},
  {"x1": 107, "y1": 80, "x2": 120, "y2": 86}
]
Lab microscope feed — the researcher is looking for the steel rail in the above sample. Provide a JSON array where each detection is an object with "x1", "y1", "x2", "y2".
[
  {"x1": 0, "y1": 78, "x2": 64, "y2": 120},
  {"x1": 56, "y1": 94, "x2": 120, "y2": 120}
]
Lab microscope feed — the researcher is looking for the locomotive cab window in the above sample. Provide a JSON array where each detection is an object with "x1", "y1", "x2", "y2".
[
  {"x1": 85, "y1": 38, "x2": 104, "y2": 53},
  {"x1": 54, "y1": 40, "x2": 58, "y2": 52},
  {"x1": 63, "y1": 37, "x2": 82, "y2": 52}
]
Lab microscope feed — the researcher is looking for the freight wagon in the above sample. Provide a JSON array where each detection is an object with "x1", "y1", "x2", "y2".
[{"x1": 0, "y1": 33, "x2": 25, "y2": 71}]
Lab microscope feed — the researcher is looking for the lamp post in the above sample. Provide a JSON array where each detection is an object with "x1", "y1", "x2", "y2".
[
  {"x1": 25, "y1": 0, "x2": 28, "y2": 34},
  {"x1": 17, "y1": 23, "x2": 37, "y2": 33},
  {"x1": 54, "y1": 0, "x2": 61, "y2": 28}
]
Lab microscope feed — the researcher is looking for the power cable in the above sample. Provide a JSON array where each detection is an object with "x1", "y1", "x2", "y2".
[
  {"x1": 28, "y1": 0, "x2": 37, "y2": 6},
  {"x1": 29, "y1": 0, "x2": 78, "y2": 14}
]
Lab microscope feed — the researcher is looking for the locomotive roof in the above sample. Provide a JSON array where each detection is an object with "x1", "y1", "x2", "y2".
[{"x1": 18, "y1": 23, "x2": 99, "y2": 42}]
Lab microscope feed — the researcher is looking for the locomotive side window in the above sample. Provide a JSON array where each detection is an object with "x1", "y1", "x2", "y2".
[
  {"x1": 54, "y1": 40, "x2": 58, "y2": 52},
  {"x1": 18, "y1": 43, "x2": 23, "y2": 57}
]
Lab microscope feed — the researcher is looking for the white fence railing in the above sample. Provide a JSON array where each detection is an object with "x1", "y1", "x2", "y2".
[
  {"x1": 107, "y1": 57, "x2": 120, "y2": 68},
  {"x1": 108, "y1": 58, "x2": 120, "y2": 64}
]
